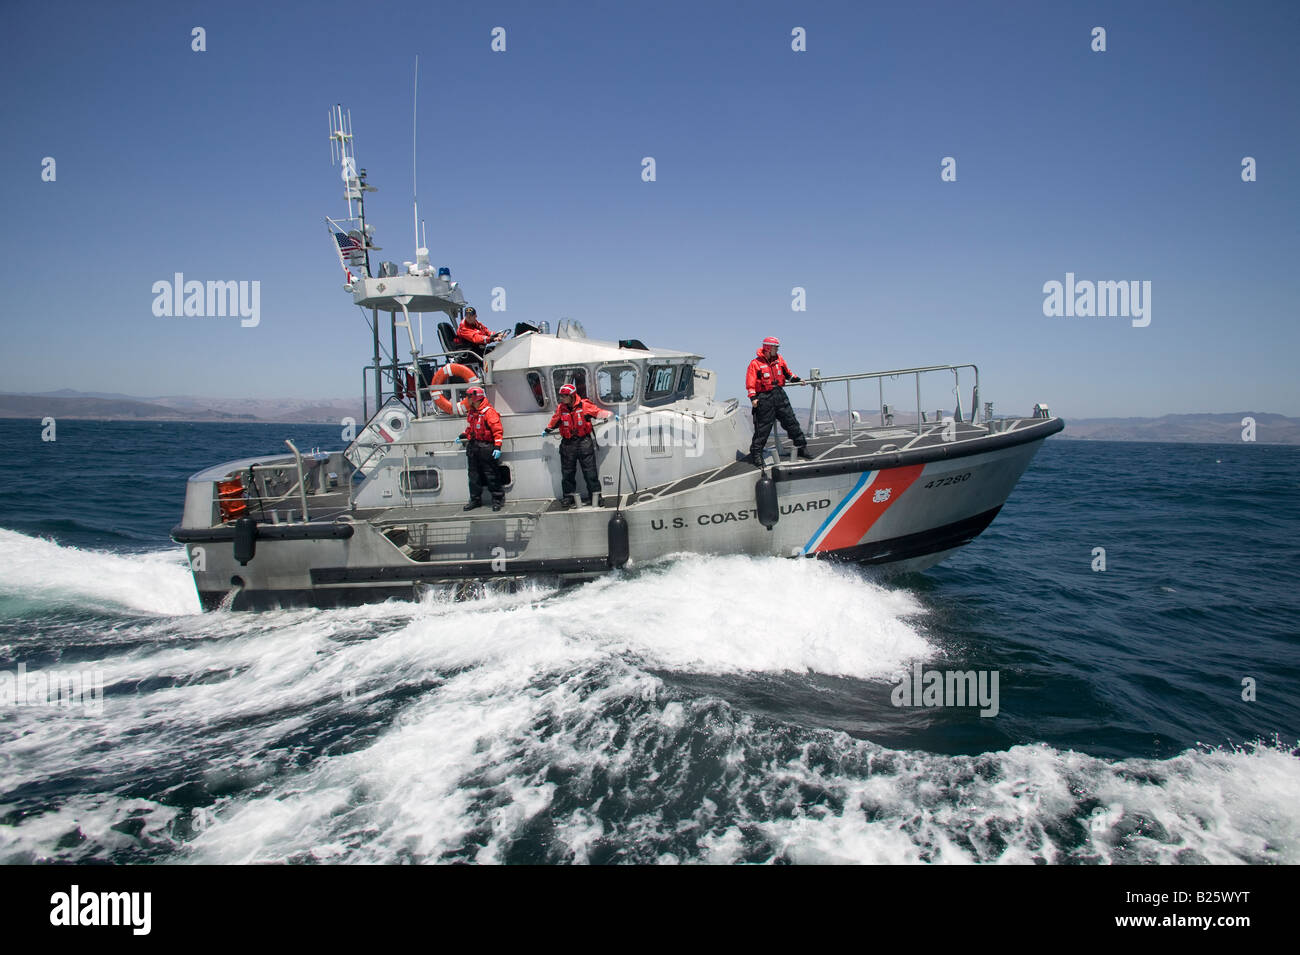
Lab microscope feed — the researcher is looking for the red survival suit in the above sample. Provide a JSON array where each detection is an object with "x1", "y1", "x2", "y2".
[
  {"x1": 461, "y1": 399, "x2": 505, "y2": 507},
  {"x1": 746, "y1": 347, "x2": 807, "y2": 462},
  {"x1": 546, "y1": 397, "x2": 609, "y2": 504}
]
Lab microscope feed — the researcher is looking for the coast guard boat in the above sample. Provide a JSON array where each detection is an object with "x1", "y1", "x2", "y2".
[{"x1": 171, "y1": 106, "x2": 1063, "y2": 610}]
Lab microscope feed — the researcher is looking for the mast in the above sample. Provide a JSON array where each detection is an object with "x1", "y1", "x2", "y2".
[
  {"x1": 330, "y1": 105, "x2": 382, "y2": 411},
  {"x1": 326, "y1": 99, "x2": 466, "y2": 422}
]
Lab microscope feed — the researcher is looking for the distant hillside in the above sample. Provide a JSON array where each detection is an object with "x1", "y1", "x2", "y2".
[
  {"x1": 146, "y1": 395, "x2": 363, "y2": 423},
  {"x1": 1055, "y1": 413, "x2": 1298, "y2": 444},
  {"x1": 0, "y1": 391, "x2": 361, "y2": 424},
  {"x1": 795, "y1": 408, "x2": 1300, "y2": 445},
  {"x1": 2, "y1": 391, "x2": 1296, "y2": 443},
  {"x1": 0, "y1": 393, "x2": 253, "y2": 421}
]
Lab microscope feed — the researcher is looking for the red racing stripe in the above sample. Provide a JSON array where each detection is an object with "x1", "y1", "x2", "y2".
[{"x1": 814, "y1": 464, "x2": 925, "y2": 553}]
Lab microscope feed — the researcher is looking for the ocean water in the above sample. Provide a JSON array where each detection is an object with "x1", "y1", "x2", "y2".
[{"x1": 0, "y1": 419, "x2": 1296, "y2": 864}]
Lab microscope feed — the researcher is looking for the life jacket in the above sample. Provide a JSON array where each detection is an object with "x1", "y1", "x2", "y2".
[
  {"x1": 547, "y1": 397, "x2": 607, "y2": 438},
  {"x1": 455, "y1": 318, "x2": 492, "y2": 347},
  {"x1": 462, "y1": 401, "x2": 503, "y2": 446},
  {"x1": 746, "y1": 349, "x2": 794, "y2": 397}
]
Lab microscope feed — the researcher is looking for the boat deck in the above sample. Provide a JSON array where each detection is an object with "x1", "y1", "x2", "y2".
[
  {"x1": 180, "y1": 418, "x2": 1061, "y2": 547},
  {"x1": 627, "y1": 417, "x2": 1061, "y2": 503}
]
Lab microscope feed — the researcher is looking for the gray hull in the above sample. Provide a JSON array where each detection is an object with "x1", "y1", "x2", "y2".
[{"x1": 174, "y1": 416, "x2": 1061, "y2": 611}]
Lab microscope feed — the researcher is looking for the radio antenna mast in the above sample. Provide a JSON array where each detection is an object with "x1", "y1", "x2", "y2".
[
  {"x1": 328, "y1": 104, "x2": 376, "y2": 276},
  {"x1": 412, "y1": 56, "x2": 420, "y2": 256}
]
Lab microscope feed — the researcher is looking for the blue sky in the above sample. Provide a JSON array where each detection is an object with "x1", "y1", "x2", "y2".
[{"x1": 2, "y1": 0, "x2": 1297, "y2": 417}]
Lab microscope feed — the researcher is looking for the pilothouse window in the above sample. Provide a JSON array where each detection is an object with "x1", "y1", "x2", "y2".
[
  {"x1": 646, "y1": 365, "x2": 677, "y2": 400},
  {"x1": 598, "y1": 364, "x2": 637, "y2": 404},
  {"x1": 553, "y1": 368, "x2": 588, "y2": 400},
  {"x1": 526, "y1": 371, "x2": 546, "y2": 408},
  {"x1": 643, "y1": 363, "x2": 692, "y2": 406}
]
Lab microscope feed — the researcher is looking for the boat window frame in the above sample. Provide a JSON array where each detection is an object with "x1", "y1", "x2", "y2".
[
  {"x1": 643, "y1": 363, "x2": 680, "y2": 406},
  {"x1": 526, "y1": 370, "x2": 548, "y2": 409},
  {"x1": 552, "y1": 366, "x2": 589, "y2": 402},
  {"x1": 399, "y1": 466, "x2": 442, "y2": 494},
  {"x1": 678, "y1": 363, "x2": 695, "y2": 399},
  {"x1": 596, "y1": 362, "x2": 638, "y2": 407}
]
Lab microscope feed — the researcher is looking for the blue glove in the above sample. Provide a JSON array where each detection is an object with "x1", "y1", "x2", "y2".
[
  {"x1": 456, "y1": 435, "x2": 467, "y2": 446},
  {"x1": 492, "y1": 448, "x2": 501, "y2": 461}
]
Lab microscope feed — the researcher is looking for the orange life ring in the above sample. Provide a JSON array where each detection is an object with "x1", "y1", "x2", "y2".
[{"x1": 430, "y1": 363, "x2": 480, "y2": 415}]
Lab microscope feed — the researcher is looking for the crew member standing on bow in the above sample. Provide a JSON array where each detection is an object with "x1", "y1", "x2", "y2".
[
  {"x1": 543, "y1": 383, "x2": 610, "y2": 508},
  {"x1": 453, "y1": 306, "x2": 506, "y2": 360},
  {"x1": 746, "y1": 336, "x2": 811, "y2": 466},
  {"x1": 458, "y1": 386, "x2": 506, "y2": 511}
]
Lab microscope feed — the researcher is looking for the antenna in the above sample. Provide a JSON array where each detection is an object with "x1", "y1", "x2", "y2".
[
  {"x1": 328, "y1": 104, "x2": 376, "y2": 276},
  {"x1": 412, "y1": 56, "x2": 420, "y2": 256},
  {"x1": 329, "y1": 105, "x2": 362, "y2": 219}
]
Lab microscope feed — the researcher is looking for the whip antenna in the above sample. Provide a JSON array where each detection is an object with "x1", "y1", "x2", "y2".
[{"x1": 412, "y1": 55, "x2": 420, "y2": 256}]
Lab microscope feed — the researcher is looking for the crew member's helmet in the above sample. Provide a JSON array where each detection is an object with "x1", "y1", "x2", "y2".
[
  {"x1": 761, "y1": 336, "x2": 780, "y2": 351},
  {"x1": 558, "y1": 383, "x2": 578, "y2": 398},
  {"x1": 465, "y1": 386, "x2": 486, "y2": 401},
  {"x1": 465, "y1": 306, "x2": 478, "y2": 318}
]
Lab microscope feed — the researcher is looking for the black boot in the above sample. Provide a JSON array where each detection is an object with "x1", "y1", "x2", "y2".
[
  {"x1": 491, "y1": 500, "x2": 504, "y2": 512},
  {"x1": 747, "y1": 452, "x2": 763, "y2": 467},
  {"x1": 463, "y1": 500, "x2": 482, "y2": 512},
  {"x1": 797, "y1": 446, "x2": 812, "y2": 460}
]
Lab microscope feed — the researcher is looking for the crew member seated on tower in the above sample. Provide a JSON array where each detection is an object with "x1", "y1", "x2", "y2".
[
  {"x1": 458, "y1": 385, "x2": 505, "y2": 512},
  {"x1": 453, "y1": 306, "x2": 506, "y2": 360},
  {"x1": 746, "y1": 336, "x2": 811, "y2": 466},
  {"x1": 543, "y1": 383, "x2": 610, "y2": 508}
]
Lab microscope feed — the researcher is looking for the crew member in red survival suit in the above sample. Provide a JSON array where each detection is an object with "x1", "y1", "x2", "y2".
[
  {"x1": 543, "y1": 382, "x2": 610, "y2": 507},
  {"x1": 458, "y1": 386, "x2": 506, "y2": 511},
  {"x1": 746, "y1": 336, "x2": 811, "y2": 466},
  {"x1": 453, "y1": 306, "x2": 506, "y2": 359}
]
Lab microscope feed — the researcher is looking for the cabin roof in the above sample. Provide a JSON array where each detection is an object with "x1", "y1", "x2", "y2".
[{"x1": 487, "y1": 333, "x2": 700, "y2": 372}]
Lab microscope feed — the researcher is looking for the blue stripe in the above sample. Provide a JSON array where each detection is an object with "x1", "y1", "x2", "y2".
[{"x1": 803, "y1": 470, "x2": 874, "y2": 553}]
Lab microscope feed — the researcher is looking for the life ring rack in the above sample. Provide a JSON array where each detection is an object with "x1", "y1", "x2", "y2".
[{"x1": 429, "y1": 363, "x2": 480, "y2": 415}]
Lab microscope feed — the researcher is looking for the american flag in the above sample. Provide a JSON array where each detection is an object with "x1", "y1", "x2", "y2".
[{"x1": 333, "y1": 232, "x2": 363, "y2": 282}]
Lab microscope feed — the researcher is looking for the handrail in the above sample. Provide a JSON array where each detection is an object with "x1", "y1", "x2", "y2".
[
  {"x1": 354, "y1": 421, "x2": 618, "y2": 457},
  {"x1": 785, "y1": 362, "x2": 979, "y2": 385},
  {"x1": 361, "y1": 347, "x2": 491, "y2": 417},
  {"x1": 786, "y1": 363, "x2": 981, "y2": 441},
  {"x1": 283, "y1": 440, "x2": 311, "y2": 522}
]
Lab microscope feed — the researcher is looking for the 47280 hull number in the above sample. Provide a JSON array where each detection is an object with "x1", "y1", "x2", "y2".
[{"x1": 924, "y1": 472, "x2": 971, "y2": 488}]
